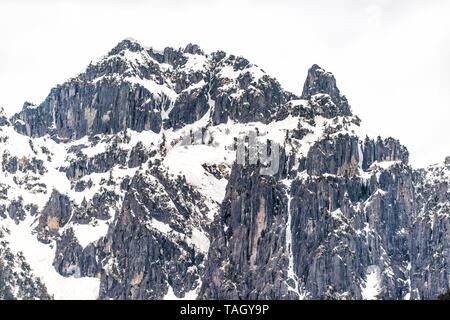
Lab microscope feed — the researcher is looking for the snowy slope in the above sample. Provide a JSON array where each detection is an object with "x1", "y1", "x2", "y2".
[{"x1": 0, "y1": 39, "x2": 448, "y2": 300}]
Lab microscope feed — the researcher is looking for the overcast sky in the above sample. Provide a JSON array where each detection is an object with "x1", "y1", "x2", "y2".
[{"x1": 0, "y1": 0, "x2": 448, "y2": 168}]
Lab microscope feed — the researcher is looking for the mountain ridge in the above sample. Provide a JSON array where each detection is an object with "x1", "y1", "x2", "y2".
[{"x1": 0, "y1": 39, "x2": 448, "y2": 300}]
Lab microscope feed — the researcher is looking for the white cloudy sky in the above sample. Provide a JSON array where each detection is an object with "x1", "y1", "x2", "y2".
[{"x1": 0, "y1": 0, "x2": 449, "y2": 167}]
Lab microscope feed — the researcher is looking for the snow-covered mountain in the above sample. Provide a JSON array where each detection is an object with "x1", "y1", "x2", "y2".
[{"x1": 0, "y1": 39, "x2": 448, "y2": 300}]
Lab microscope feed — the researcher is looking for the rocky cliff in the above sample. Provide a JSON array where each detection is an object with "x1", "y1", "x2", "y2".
[{"x1": 0, "y1": 39, "x2": 448, "y2": 300}]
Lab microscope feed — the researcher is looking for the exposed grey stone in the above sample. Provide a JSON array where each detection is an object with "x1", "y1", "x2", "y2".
[{"x1": 0, "y1": 40, "x2": 447, "y2": 301}]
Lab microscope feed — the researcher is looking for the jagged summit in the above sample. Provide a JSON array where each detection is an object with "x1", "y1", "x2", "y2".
[
  {"x1": 301, "y1": 64, "x2": 351, "y2": 117},
  {"x1": 11, "y1": 39, "x2": 359, "y2": 142},
  {"x1": 10, "y1": 39, "x2": 292, "y2": 139},
  {"x1": 301, "y1": 64, "x2": 340, "y2": 100},
  {"x1": 0, "y1": 39, "x2": 448, "y2": 301},
  {"x1": 105, "y1": 38, "x2": 204, "y2": 68}
]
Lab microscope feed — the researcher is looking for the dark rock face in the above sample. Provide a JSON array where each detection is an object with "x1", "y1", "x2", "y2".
[
  {"x1": 208, "y1": 52, "x2": 293, "y2": 126},
  {"x1": 36, "y1": 190, "x2": 73, "y2": 242},
  {"x1": 301, "y1": 64, "x2": 346, "y2": 106},
  {"x1": 289, "y1": 161, "x2": 415, "y2": 299},
  {"x1": 53, "y1": 228, "x2": 100, "y2": 278},
  {"x1": 12, "y1": 39, "x2": 294, "y2": 140},
  {"x1": 304, "y1": 135, "x2": 361, "y2": 176},
  {"x1": 164, "y1": 88, "x2": 210, "y2": 130},
  {"x1": 301, "y1": 64, "x2": 352, "y2": 118},
  {"x1": 48, "y1": 166, "x2": 210, "y2": 299},
  {"x1": 203, "y1": 134, "x2": 447, "y2": 300},
  {"x1": 0, "y1": 238, "x2": 52, "y2": 300},
  {"x1": 95, "y1": 170, "x2": 207, "y2": 299},
  {"x1": 438, "y1": 289, "x2": 450, "y2": 300},
  {"x1": 202, "y1": 155, "x2": 294, "y2": 299},
  {"x1": 13, "y1": 80, "x2": 165, "y2": 139},
  {"x1": 362, "y1": 137, "x2": 409, "y2": 170},
  {"x1": 64, "y1": 143, "x2": 129, "y2": 180},
  {"x1": 0, "y1": 39, "x2": 448, "y2": 300},
  {"x1": 0, "y1": 108, "x2": 9, "y2": 127},
  {"x1": 6, "y1": 200, "x2": 27, "y2": 222},
  {"x1": 97, "y1": 208, "x2": 200, "y2": 300}
]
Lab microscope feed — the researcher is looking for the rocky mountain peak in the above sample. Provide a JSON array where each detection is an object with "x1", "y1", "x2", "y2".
[
  {"x1": 300, "y1": 64, "x2": 352, "y2": 118},
  {"x1": 301, "y1": 64, "x2": 340, "y2": 99}
]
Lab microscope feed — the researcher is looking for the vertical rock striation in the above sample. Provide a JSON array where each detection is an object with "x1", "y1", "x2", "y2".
[{"x1": 0, "y1": 39, "x2": 447, "y2": 300}]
